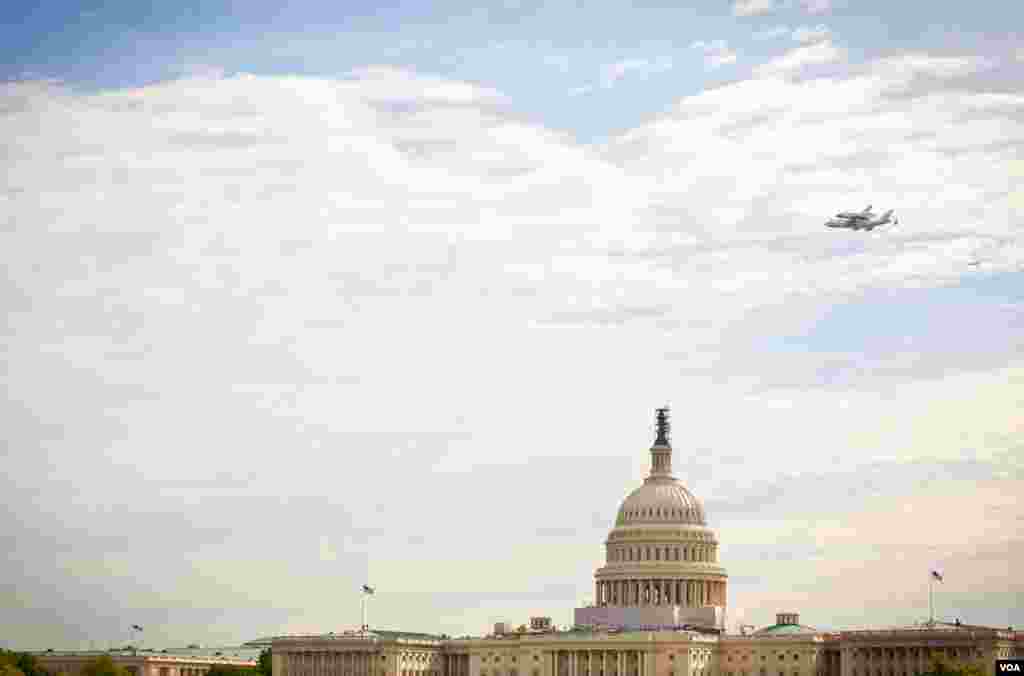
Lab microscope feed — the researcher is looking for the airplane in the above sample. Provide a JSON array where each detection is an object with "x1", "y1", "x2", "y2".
[
  {"x1": 826, "y1": 208, "x2": 897, "y2": 231},
  {"x1": 834, "y1": 204, "x2": 874, "y2": 220}
]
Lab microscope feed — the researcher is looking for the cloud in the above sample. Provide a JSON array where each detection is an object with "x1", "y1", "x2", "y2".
[
  {"x1": 753, "y1": 39, "x2": 846, "y2": 76},
  {"x1": 319, "y1": 536, "x2": 337, "y2": 562},
  {"x1": 791, "y1": 24, "x2": 832, "y2": 43},
  {"x1": 734, "y1": 0, "x2": 832, "y2": 17},
  {"x1": 872, "y1": 54, "x2": 993, "y2": 80},
  {"x1": 691, "y1": 40, "x2": 739, "y2": 69},
  {"x1": 2, "y1": 51, "x2": 1024, "y2": 645},
  {"x1": 732, "y1": 0, "x2": 776, "y2": 16}
]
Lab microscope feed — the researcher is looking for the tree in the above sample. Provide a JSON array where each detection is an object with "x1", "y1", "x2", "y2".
[
  {"x1": 206, "y1": 665, "x2": 258, "y2": 676},
  {"x1": 80, "y1": 656, "x2": 128, "y2": 676},
  {"x1": 257, "y1": 649, "x2": 271, "y2": 676},
  {"x1": 0, "y1": 650, "x2": 45, "y2": 676},
  {"x1": 922, "y1": 658, "x2": 986, "y2": 676}
]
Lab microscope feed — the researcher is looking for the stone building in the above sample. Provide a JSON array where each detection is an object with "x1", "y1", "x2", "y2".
[
  {"x1": 270, "y1": 409, "x2": 1021, "y2": 676},
  {"x1": 35, "y1": 649, "x2": 257, "y2": 676}
]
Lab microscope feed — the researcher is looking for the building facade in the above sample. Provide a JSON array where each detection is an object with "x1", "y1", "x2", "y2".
[
  {"x1": 271, "y1": 409, "x2": 1021, "y2": 676},
  {"x1": 35, "y1": 650, "x2": 257, "y2": 676}
]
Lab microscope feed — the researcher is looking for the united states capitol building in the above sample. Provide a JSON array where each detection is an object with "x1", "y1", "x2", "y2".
[{"x1": 271, "y1": 410, "x2": 1020, "y2": 676}]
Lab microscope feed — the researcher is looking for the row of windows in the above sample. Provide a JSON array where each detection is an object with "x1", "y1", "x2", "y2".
[
  {"x1": 728, "y1": 656, "x2": 806, "y2": 663},
  {"x1": 623, "y1": 507, "x2": 698, "y2": 520},
  {"x1": 852, "y1": 649, "x2": 980, "y2": 660},
  {"x1": 609, "y1": 546, "x2": 713, "y2": 563},
  {"x1": 482, "y1": 656, "x2": 534, "y2": 663}
]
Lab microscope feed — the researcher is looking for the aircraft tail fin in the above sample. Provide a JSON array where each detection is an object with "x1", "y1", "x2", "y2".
[
  {"x1": 864, "y1": 204, "x2": 873, "y2": 213},
  {"x1": 882, "y1": 209, "x2": 894, "y2": 218}
]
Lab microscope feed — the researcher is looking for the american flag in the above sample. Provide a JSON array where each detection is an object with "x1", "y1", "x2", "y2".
[
  {"x1": 930, "y1": 570, "x2": 943, "y2": 582},
  {"x1": 362, "y1": 584, "x2": 375, "y2": 595}
]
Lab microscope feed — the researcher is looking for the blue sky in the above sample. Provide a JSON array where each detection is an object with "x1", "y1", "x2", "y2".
[
  {"x1": 1, "y1": 0, "x2": 1023, "y2": 651},
  {"x1": 5, "y1": 1, "x2": 1021, "y2": 139}
]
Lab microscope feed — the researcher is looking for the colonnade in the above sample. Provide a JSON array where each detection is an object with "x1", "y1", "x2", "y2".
[
  {"x1": 595, "y1": 579, "x2": 726, "y2": 607},
  {"x1": 282, "y1": 651, "x2": 378, "y2": 676},
  {"x1": 551, "y1": 650, "x2": 650, "y2": 676},
  {"x1": 444, "y1": 655, "x2": 470, "y2": 676}
]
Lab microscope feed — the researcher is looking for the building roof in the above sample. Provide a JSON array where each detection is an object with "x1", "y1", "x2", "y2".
[
  {"x1": 616, "y1": 479, "x2": 706, "y2": 527},
  {"x1": 271, "y1": 630, "x2": 446, "y2": 644},
  {"x1": 33, "y1": 649, "x2": 256, "y2": 664},
  {"x1": 753, "y1": 623, "x2": 819, "y2": 636},
  {"x1": 370, "y1": 630, "x2": 447, "y2": 641}
]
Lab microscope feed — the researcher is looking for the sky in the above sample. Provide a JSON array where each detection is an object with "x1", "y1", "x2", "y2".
[{"x1": 1, "y1": 0, "x2": 1023, "y2": 651}]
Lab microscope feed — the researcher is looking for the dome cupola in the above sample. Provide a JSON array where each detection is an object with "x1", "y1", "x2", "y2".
[
  {"x1": 579, "y1": 406, "x2": 728, "y2": 630},
  {"x1": 614, "y1": 407, "x2": 707, "y2": 527}
]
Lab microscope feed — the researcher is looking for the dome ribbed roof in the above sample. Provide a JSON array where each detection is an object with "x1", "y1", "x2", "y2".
[{"x1": 615, "y1": 477, "x2": 706, "y2": 526}]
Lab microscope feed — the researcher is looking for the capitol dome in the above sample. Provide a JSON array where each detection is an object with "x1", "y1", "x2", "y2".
[
  {"x1": 577, "y1": 407, "x2": 728, "y2": 630},
  {"x1": 615, "y1": 480, "x2": 706, "y2": 526}
]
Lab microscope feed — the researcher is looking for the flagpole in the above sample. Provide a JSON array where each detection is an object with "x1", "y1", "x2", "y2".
[{"x1": 928, "y1": 575, "x2": 934, "y2": 625}]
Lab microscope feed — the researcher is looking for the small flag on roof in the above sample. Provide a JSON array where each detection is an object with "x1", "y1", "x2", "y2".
[
  {"x1": 132, "y1": 625, "x2": 143, "y2": 632},
  {"x1": 930, "y1": 570, "x2": 943, "y2": 582},
  {"x1": 362, "y1": 584, "x2": 375, "y2": 595}
]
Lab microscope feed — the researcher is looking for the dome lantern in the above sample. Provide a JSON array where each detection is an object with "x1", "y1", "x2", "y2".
[{"x1": 650, "y1": 406, "x2": 673, "y2": 477}]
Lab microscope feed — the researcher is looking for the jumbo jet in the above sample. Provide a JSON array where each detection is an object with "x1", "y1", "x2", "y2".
[
  {"x1": 826, "y1": 208, "x2": 897, "y2": 231},
  {"x1": 834, "y1": 205, "x2": 874, "y2": 220}
]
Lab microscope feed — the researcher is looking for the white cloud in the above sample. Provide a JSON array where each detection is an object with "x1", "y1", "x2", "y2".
[
  {"x1": 872, "y1": 54, "x2": 992, "y2": 79},
  {"x1": 318, "y1": 535, "x2": 337, "y2": 562},
  {"x1": 3, "y1": 53, "x2": 1024, "y2": 645},
  {"x1": 791, "y1": 24, "x2": 832, "y2": 43},
  {"x1": 691, "y1": 40, "x2": 739, "y2": 69},
  {"x1": 732, "y1": 0, "x2": 776, "y2": 16},
  {"x1": 753, "y1": 39, "x2": 846, "y2": 76}
]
